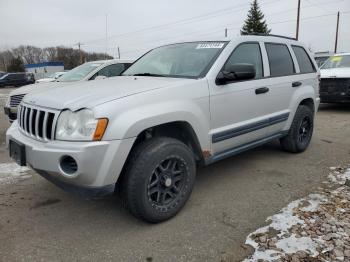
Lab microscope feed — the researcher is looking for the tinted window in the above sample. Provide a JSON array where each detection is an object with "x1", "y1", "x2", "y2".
[
  {"x1": 265, "y1": 43, "x2": 295, "y2": 77},
  {"x1": 91, "y1": 63, "x2": 127, "y2": 80},
  {"x1": 7, "y1": 74, "x2": 17, "y2": 80},
  {"x1": 225, "y1": 43, "x2": 263, "y2": 79},
  {"x1": 292, "y1": 46, "x2": 315, "y2": 73},
  {"x1": 101, "y1": 64, "x2": 126, "y2": 77}
]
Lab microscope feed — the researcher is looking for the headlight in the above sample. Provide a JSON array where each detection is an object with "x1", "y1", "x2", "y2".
[{"x1": 55, "y1": 109, "x2": 108, "y2": 141}]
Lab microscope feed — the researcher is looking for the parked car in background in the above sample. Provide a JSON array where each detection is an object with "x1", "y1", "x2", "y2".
[
  {"x1": 0, "y1": 71, "x2": 6, "y2": 78},
  {"x1": 4, "y1": 59, "x2": 133, "y2": 121},
  {"x1": 0, "y1": 72, "x2": 35, "y2": 88},
  {"x1": 36, "y1": 71, "x2": 66, "y2": 83},
  {"x1": 314, "y1": 51, "x2": 334, "y2": 67},
  {"x1": 320, "y1": 53, "x2": 350, "y2": 103},
  {"x1": 6, "y1": 35, "x2": 319, "y2": 222}
]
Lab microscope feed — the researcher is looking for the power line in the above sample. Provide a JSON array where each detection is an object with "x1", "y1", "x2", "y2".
[
  {"x1": 91, "y1": 10, "x2": 350, "y2": 58},
  {"x1": 79, "y1": 0, "x2": 282, "y2": 45}
]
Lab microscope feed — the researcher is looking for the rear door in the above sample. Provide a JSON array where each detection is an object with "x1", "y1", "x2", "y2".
[
  {"x1": 18, "y1": 74, "x2": 27, "y2": 86},
  {"x1": 262, "y1": 42, "x2": 300, "y2": 136}
]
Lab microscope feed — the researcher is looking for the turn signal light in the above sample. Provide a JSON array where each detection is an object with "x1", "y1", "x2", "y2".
[{"x1": 93, "y1": 118, "x2": 108, "y2": 141}]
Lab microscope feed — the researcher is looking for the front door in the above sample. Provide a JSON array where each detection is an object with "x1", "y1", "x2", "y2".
[{"x1": 208, "y1": 42, "x2": 274, "y2": 155}]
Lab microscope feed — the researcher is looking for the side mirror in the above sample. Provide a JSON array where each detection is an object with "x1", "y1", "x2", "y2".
[
  {"x1": 216, "y1": 63, "x2": 256, "y2": 85},
  {"x1": 94, "y1": 75, "x2": 108, "y2": 80}
]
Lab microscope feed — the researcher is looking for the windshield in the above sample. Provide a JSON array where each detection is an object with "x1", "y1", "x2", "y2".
[
  {"x1": 0, "y1": 74, "x2": 8, "y2": 80},
  {"x1": 58, "y1": 62, "x2": 103, "y2": 82},
  {"x1": 48, "y1": 72, "x2": 62, "y2": 78},
  {"x1": 123, "y1": 42, "x2": 227, "y2": 78},
  {"x1": 321, "y1": 55, "x2": 350, "y2": 69}
]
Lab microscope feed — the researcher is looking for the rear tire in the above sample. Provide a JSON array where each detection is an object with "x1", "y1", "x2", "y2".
[
  {"x1": 280, "y1": 105, "x2": 314, "y2": 153},
  {"x1": 122, "y1": 137, "x2": 196, "y2": 223}
]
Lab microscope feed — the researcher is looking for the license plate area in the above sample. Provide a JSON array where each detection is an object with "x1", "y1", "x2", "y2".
[{"x1": 9, "y1": 140, "x2": 26, "y2": 166}]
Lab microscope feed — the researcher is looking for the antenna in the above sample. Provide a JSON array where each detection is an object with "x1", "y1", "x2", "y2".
[{"x1": 105, "y1": 14, "x2": 108, "y2": 60}]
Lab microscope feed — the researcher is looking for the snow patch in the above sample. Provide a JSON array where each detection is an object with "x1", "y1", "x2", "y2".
[
  {"x1": 243, "y1": 166, "x2": 350, "y2": 261},
  {"x1": 267, "y1": 200, "x2": 304, "y2": 232},
  {"x1": 0, "y1": 163, "x2": 31, "y2": 185},
  {"x1": 275, "y1": 235, "x2": 318, "y2": 256},
  {"x1": 301, "y1": 194, "x2": 327, "y2": 212}
]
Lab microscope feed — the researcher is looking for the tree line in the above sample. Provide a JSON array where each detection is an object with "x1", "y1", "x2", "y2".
[
  {"x1": 1, "y1": 1, "x2": 270, "y2": 73},
  {"x1": 0, "y1": 45, "x2": 113, "y2": 72}
]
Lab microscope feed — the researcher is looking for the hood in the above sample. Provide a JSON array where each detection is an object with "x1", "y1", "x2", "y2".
[
  {"x1": 23, "y1": 76, "x2": 194, "y2": 111},
  {"x1": 320, "y1": 68, "x2": 350, "y2": 78},
  {"x1": 9, "y1": 81, "x2": 71, "y2": 97}
]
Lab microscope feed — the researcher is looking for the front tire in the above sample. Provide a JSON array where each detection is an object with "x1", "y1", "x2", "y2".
[
  {"x1": 280, "y1": 105, "x2": 314, "y2": 153},
  {"x1": 122, "y1": 137, "x2": 196, "y2": 223}
]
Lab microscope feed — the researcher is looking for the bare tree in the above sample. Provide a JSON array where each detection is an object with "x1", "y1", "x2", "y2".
[
  {"x1": 0, "y1": 45, "x2": 112, "y2": 71},
  {"x1": 0, "y1": 50, "x2": 14, "y2": 71}
]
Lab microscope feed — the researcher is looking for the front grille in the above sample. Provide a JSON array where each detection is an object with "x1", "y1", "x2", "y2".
[
  {"x1": 10, "y1": 94, "x2": 25, "y2": 107},
  {"x1": 320, "y1": 78, "x2": 350, "y2": 94},
  {"x1": 18, "y1": 104, "x2": 58, "y2": 141}
]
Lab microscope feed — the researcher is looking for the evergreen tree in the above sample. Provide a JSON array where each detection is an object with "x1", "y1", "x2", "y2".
[
  {"x1": 241, "y1": 0, "x2": 271, "y2": 35},
  {"x1": 7, "y1": 56, "x2": 24, "y2": 72}
]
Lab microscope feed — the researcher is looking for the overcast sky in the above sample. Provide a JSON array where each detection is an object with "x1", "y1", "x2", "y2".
[{"x1": 0, "y1": 0, "x2": 349, "y2": 59}]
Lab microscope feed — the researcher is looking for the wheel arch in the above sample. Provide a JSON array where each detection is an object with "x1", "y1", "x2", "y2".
[
  {"x1": 299, "y1": 97, "x2": 315, "y2": 114},
  {"x1": 115, "y1": 121, "x2": 205, "y2": 189}
]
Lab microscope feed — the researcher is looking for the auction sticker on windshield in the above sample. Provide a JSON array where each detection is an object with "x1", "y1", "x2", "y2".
[
  {"x1": 196, "y1": 42, "x2": 225, "y2": 49},
  {"x1": 331, "y1": 56, "x2": 342, "y2": 62}
]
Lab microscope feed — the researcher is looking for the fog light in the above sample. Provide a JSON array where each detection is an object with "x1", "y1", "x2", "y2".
[{"x1": 60, "y1": 155, "x2": 78, "y2": 175}]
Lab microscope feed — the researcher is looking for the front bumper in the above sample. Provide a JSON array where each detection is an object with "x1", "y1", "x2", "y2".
[
  {"x1": 6, "y1": 122, "x2": 136, "y2": 198},
  {"x1": 320, "y1": 94, "x2": 350, "y2": 103}
]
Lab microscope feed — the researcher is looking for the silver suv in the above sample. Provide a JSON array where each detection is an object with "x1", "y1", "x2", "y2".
[{"x1": 6, "y1": 35, "x2": 320, "y2": 223}]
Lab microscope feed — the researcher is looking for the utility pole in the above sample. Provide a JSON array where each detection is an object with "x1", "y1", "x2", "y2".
[
  {"x1": 225, "y1": 28, "x2": 228, "y2": 38},
  {"x1": 335, "y1": 11, "x2": 340, "y2": 53},
  {"x1": 117, "y1": 46, "x2": 121, "y2": 59},
  {"x1": 105, "y1": 14, "x2": 108, "y2": 60},
  {"x1": 77, "y1": 42, "x2": 83, "y2": 64},
  {"x1": 296, "y1": 0, "x2": 301, "y2": 40}
]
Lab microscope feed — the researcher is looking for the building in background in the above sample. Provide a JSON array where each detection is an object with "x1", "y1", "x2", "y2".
[{"x1": 24, "y1": 61, "x2": 64, "y2": 80}]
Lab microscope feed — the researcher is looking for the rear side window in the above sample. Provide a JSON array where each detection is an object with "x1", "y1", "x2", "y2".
[
  {"x1": 265, "y1": 43, "x2": 295, "y2": 77},
  {"x1": 225, "y1": 43, "x2": 263, "y2": 79},
  {"x1": 292, "y1": 46, "x2": 315, "y2": 73}
]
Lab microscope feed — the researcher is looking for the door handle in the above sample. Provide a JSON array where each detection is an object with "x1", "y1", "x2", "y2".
[
  {"x1": 292, "y1": 81, "x2": 302, "y2": 87},
  {"x1": 255, "y1": 87, "x2": 269, "y2": 95}
]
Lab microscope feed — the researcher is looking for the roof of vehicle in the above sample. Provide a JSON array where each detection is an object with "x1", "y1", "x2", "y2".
[
  {"x1": 85, "y1": 59, "x2": 134, "y2": 65},
  {"x1": 167, "y1": 35, "x2": 304, "y2": 47}
]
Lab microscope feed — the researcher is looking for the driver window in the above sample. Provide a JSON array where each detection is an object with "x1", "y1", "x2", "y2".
[
  {"x1": 91, "y1": 64, "x2": 126, "y2": 80},
  {"x1": 225, "y1": 43, "x2": 263, "y2": 79}
]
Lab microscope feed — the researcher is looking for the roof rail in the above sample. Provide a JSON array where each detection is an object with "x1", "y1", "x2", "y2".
[{"x1": 244, "y1": 33, "x2": 297, "y2": 41}]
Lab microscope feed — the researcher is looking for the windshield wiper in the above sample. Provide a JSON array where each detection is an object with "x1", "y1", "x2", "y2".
[{"x1": 132, "y1": 73, "x2": 166, "y2": 77}]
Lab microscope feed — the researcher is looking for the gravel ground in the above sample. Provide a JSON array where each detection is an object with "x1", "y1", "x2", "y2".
[
  {"x1": 0, "y1": 86, "x2": 350, "y2": 262},
  {"x1": 242, "y1": 166, "x2": 350, "y2": 261}
]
